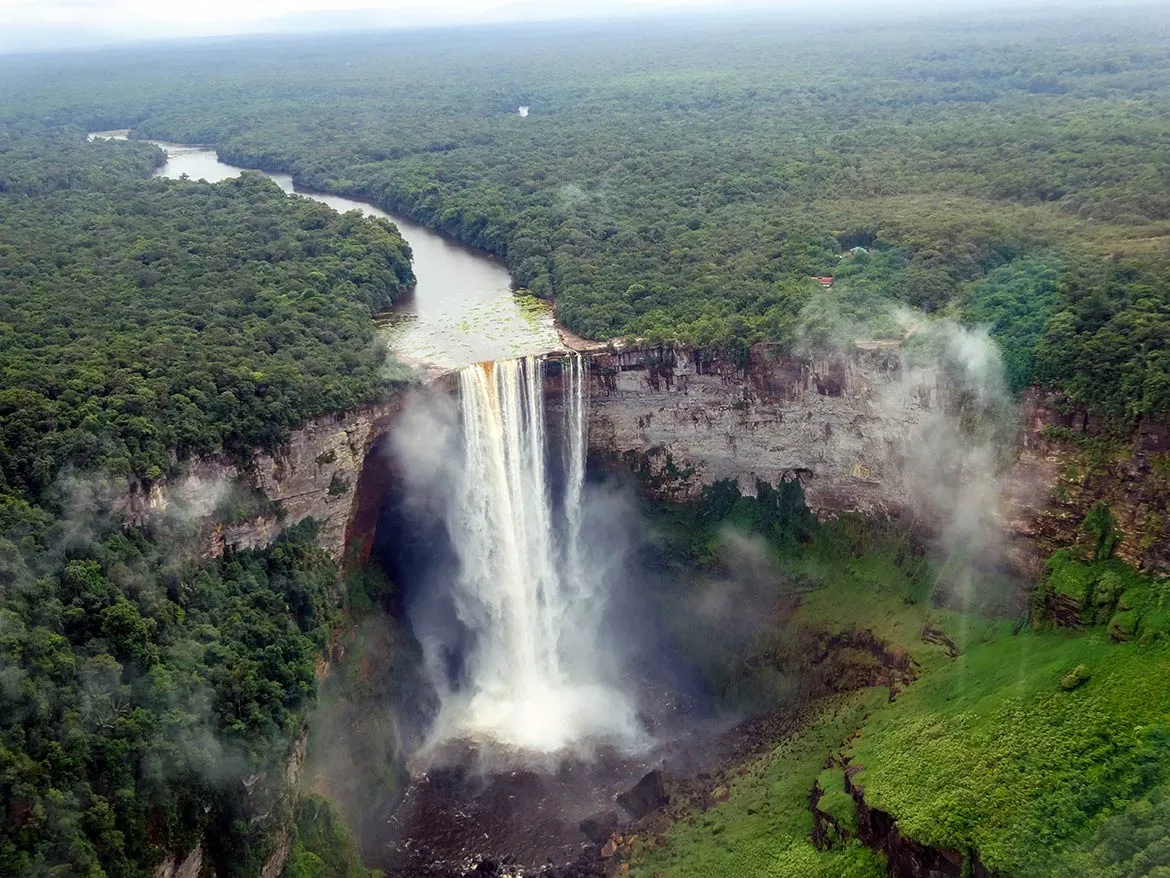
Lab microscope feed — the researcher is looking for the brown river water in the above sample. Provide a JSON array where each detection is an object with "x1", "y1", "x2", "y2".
[{"x1": 88, "y1": 131, "x2": 563, "y2": 371}]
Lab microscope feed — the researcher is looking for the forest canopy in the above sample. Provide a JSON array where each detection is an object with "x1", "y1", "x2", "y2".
[
  {"x1": 4, "y1": 5, "x2": 1167, "y2": 418},
  {"x1": 0, "y1": 136, "x2": 413, "y2": 502}
]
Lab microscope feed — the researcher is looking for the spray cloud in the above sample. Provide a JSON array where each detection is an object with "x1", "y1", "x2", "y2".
[
  {"x1": 392, "y1": 354, "x2": 643, "y2": 755},
  {"x1": 797, "y1": 291, "x2": 1020, "y2": 604}
]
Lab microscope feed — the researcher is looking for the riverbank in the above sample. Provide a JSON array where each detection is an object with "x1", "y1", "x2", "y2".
[{"x1": 90, "y1": 131, "x2": 564, "y2": 371}]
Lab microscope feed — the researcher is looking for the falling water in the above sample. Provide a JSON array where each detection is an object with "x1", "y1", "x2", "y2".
[
  {"x1": 562, "y1": 352, "x2": 588, "y2": 591},
  {"x1": 435, "y1": 353, "x2": 640, "y2": 752}
]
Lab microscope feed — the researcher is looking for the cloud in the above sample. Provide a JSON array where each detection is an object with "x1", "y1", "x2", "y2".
[{"x1": 0, "y1": 0, "x2": 991, "y2": 52}]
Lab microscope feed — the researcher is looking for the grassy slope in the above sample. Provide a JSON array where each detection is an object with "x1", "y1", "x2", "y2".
[
  {"x1": 849, "y1": 631, "x2": 1170, "y2": 875},
  {"x1": 628, "y1": 510, "x2": 1170, "y2": 878},
  {"x1": 633, "y1": 691, "x2": 887, "y2": 878}
]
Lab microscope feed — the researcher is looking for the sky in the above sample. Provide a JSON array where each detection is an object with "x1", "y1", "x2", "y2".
[
  {"x1": 0, "y1": 0, "x2": 1144, "y2": 53},
  {"x1": 0, "y1": 0, "x2": 779, "y2": 52}
]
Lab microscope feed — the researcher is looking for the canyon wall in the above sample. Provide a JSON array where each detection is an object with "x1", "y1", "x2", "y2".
[
  {"x1": 148, "y1": 725, "x2": 310, "y2": 878},
  {"x1": 115, "y1": 399, "x2": 406, "y2": 561},
  {"x1": 117, "y1": 346, "x2": 1167, "y2": 578},
  {"x1": 1008, "y1": 388, "x2": 1170, "y2": 572},
  {"x1": 582, "y1": 343, "x2": 937, "y2": 517},
  {"x1": 582, "y1": 345, "x2": 1169, "y2": 576}
]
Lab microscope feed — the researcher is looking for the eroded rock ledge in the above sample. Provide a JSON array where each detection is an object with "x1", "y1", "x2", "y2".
[
  {"x1": 115, "y1": 345, "x2": 1168, "y2": 580},
  {"x1": 115, "y1": 399, "x2": 406, "y2": 561},
  {"x1": 581, "y1": 343, "x2": 940, "y2": 517},
  {"x1": 811, "y1": 761, "x2": 995, "y2": 878}
]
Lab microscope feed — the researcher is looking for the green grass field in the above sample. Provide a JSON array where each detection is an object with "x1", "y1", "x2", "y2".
[{"x1": 629, "y1": 499, "x2": 1170, "y2": 878}]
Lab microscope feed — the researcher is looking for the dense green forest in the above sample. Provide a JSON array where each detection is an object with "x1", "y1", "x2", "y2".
[
  {"x1": 0, "y1": 85, "x2": 413, "y2": 877},
  {"x1": 0, "y1": 510, "x2": 340, "y2": 877},
  {"x1": 2, "y1": 6, "x2": 1170, "y2": 878},
  {"x1": 0, "y1": 135, "x2": 413, "y2": 501},
  {"x1": 3, "y1": 4, "x2": 1167, "y2": 418}
]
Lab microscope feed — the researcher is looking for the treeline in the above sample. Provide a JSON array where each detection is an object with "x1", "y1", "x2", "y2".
[{"x1": 4, "y1": 8, "x2": 1167, "y2": 417}]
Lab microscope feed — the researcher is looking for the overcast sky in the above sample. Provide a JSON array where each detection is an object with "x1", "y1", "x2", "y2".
[
  {"x1": 0, "y1": 0, "x2": 790, "y2": 52},
  {"x1": 0, "y1": 0, "x2": 1144, "y2": 53}
]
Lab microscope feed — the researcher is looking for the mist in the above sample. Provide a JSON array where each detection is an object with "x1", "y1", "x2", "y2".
[
  {"x1": 797, "y1": 291, "x2": 1021, "y2": 607},
  {"x1": 385, "y1": 356, "x2": 645, "y2": 759}
]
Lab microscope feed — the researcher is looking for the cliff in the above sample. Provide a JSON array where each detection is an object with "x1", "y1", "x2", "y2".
[
  {"x1": 149, "y1": 726, "x2": 309, "y2": 878},
  {"x1": 118, "y1": 348, "x2": 1167, "y2": 588},
  {"x1": 583, "y1": 343, "x2": 941, "y2": 517},
  {"x1": 581, "y1": 346, "x2": 1169, "y2": 579},
  {"x1": 1005, "y1": 388, "x2": 1170, "y2": 573},
  {"x1": 116, "y1": 399, "x2": 405, "y2": 561}
]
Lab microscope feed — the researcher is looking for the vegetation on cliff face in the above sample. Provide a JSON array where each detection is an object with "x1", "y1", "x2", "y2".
[
  {"x1": 629, "y1": 482, "x2": 1170, "y2": 878},
  {"x1": 848, "y1": 632, "x2": 1170, "y2": 876},
  {"x1": 284, "y1": 795, "x2": 378, "y2": 878}
]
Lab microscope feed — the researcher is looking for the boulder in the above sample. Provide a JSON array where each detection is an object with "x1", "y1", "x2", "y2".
[
  {"x1": 616, "y1": 770, "x2": 667, "y2": 821},
  {"x1": 579, "y1": 809, "x2": 620, "y2": 844}
]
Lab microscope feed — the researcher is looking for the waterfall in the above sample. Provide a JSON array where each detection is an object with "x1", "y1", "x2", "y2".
[
  {"x1": 562, "y1": 352, "x2": 588, "y2": 593},
  {"x1": 434, "y1": 353, "x2": 640, "y2": 752}
]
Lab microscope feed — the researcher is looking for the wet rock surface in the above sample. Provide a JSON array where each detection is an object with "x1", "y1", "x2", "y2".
[
  {"x1": 583, "y1": 344, "x2": 929, "y2": 516},
  {"x1": 376, "y1": 699, "x2": 827, "y2": 877},
  {"x1": 616, "y1": 771, "x2": 667, "y2": 821},
  {"x1": 377, "y1": 743, "x2": 656, "y2": 877},
  {"x1": 578, "y1": 811, "x2": 619, "y2": 845}
]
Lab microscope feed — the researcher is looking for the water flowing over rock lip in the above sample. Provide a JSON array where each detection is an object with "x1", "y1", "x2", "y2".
[{"x1": 412, "y1": 354, "x2": 645, "y2": 755}]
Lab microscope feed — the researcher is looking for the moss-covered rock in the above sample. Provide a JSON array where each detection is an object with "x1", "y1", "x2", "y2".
[
  {"x1": 1060, "y1": 664, "x2": 1092, "y2": 691},
  {"x1": 814, "y1": 767, "x2": 859, "y2": 840},
  {"x1": 1138, "y1": 609, "x2": 1170, "y2": 644},
  {"x1": 1109, "y1": 610, "x2": 1139, "y2": 642}
]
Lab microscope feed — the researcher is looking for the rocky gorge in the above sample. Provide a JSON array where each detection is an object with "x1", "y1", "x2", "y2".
[
  {"x1": 118, "y1": 342, "x2": 1167, "y2": 580},
  {"x1": 109, "y1": 338, "x2": 1169, "y2": 878}
]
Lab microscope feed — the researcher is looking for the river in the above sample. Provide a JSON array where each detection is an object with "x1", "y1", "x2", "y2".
[{"x1": 87, "y1": 131, "x2": 563, "y2": 371}]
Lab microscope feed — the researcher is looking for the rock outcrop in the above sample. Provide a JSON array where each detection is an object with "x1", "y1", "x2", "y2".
[
  {"x1": 151, "y1": 844, "x2": 205, "y2": 878},
  {"x1": 115, "y1": 399, "x2": 405, "y2": 561},
  {"x1": 258, "y1": 727, "x2": 311, "y2": 878},
  {"x1": 616, "y1": 770, "x2": 668, "y2": 822},
  {"x1": 1002, "y1": 387, "x2": 1170, "y2": 574},
  {"x1": 811, "y1": 761, "x2": 994, "y2": 878},
  {"x1": 583, "y1": 343, "x2": 941, "y2": 517},
  {"x1": 843, "y1": 764, "x2": 994, "y2": 878}
]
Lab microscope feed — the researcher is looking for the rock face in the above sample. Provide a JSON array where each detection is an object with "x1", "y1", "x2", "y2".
[
  {"x1": 115, "y1": 399, "x2": 405, "y2": 561},
  {"x1": 579, "y1": 810, "x2": 619, "y2": 844},
  {"x1": 584, "y1": 344, "x2": 939, "y2": 517},
  {"x1": 842, "y1": 764, "x2": 993, "y2": 878},
  {"x1": 1003, "y1": 387, "x2": 1170, "y2": 573},
  {"x1": 616, "y1": 770, "x2": 668, "y2": 822},
  {"x1": 259, "y1": 727, "x2": 311, "y2": 878},
  {"x1": 151, "y1": 844, "x2": 205, "y2": 878}
]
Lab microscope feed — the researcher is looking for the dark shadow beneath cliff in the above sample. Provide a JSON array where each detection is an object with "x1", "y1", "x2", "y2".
[{"x1": 350, "y1": 417, "x2": 887, "y2": 875}]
